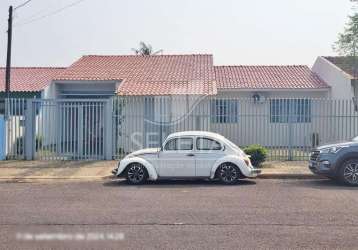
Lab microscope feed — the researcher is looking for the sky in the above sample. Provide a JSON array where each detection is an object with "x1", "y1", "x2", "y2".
[{"x1": 0, "y1": 0, "x2": 355, "y2": 67}]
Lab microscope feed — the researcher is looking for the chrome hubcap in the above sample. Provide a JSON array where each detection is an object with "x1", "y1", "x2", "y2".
[
  {"x1": 343, "y1": 163, "x2": 358, "y2": 184},
  {"x1": 127, "y1": 164, "x2": 145, "y2": 183},
  {"x1": 219, "y1": 165, "x2": 238, "y2": 183}
]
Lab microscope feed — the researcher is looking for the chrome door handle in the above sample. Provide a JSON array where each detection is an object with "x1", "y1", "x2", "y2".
[{"x1": 186, "y1": 153, "x2": 195, "y2": 157}]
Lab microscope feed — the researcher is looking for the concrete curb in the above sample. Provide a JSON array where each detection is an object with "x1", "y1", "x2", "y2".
[
  {"x1": 258, "y1": 173, "x2": 325, "y2": 180},
  {"x1": 0, "y1": 176, "x2": 112, "y2": 181},
  {"x1": 0, "y1": 174, "x2": 326, "y2": 181}
]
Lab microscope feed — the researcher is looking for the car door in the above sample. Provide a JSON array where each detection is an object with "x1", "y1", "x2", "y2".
[
  {"x1": 158, "y1": 137, "x2": 196, "y2": 177},
  {"x1": 195, "y1": 137, "x2": 225, "y2": 177}
]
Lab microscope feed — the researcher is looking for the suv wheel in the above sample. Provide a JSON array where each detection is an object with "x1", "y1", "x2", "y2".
[
  {"x1": 126, "y1": 163, "x2": 148, "y2": 185},
  {"x1": 217, "y1": 163, "x2": 240, "y2": 185},
  {"x1": 339, "y1": 159, "x2": 358, "y2": 186}
]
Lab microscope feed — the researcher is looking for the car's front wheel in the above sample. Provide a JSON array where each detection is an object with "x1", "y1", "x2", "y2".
[
  {"x1": 217, "y1": 163, "x2": 240, "y2": 185},
  {"x1": 126, "y1": 163, "x2": 148, "y2": 185},
  {"x1": 338, "y1": 159, "x2": 358, "y2": 186}
]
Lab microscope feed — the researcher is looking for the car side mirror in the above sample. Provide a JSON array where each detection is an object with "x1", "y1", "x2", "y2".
[{"x1": 222, "y1": 145, "x2": 226, "y2": 151}]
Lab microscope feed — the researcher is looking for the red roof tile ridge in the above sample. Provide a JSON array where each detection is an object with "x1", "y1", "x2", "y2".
[{"x1": 82, "y1": 54, "x2": 213, "y2": 57}]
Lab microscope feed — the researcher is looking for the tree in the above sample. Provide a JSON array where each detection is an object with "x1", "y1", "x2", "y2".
[
  {"x1": 132, "y1": 42, "x2": 163, "y2": 56},
  {"x1": 333, "y1": 13, "x2": 358, "y2": 56}
]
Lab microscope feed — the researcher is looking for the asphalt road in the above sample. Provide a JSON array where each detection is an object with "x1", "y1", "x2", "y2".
[{"x1": 0, "y1": 178, "x2": 357, "y2": 250}]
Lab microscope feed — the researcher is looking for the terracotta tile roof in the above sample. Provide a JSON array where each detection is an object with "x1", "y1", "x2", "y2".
[
  {"x1": 0, "y1": 57, "x2": 329, "y2": 95},
  {"x1": 324, "y1": 56, "x2": 358, "y2": 79},
  {"x1": 56, "y1": 55, "x2": 217, "y2": 96},
  {"x1": 214, "y1": 65, "x2": 329, "y2": 90},
  {"x1": 0, "y1": 67, "x2": 65, "y2": 92}
]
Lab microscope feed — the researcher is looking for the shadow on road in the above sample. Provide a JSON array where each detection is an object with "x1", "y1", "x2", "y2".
[
  {"x1": 103, "y1": 178, "x2": 257, "y2": 188},
  {"x1": 287, "y1": 179, "x2": 358, "y2": 190}
]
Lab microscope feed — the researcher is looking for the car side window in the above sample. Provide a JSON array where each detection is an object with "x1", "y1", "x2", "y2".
[
  {"x1": 164, "y1": 138, "x2": 193, "y2": 151},
  {"x1": 196, "y1": 138, "x2": 222, "y2": 150}
]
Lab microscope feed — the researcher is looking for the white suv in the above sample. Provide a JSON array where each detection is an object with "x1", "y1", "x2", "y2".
[{"x1": 112, "y1": 131, "x2": 261, "y2": 184}]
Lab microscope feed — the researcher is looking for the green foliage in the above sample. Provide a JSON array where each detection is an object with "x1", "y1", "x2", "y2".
[
  {"x1": 333, "y1": 12, "x2": 358, "y2": 56},
  {"x1": 243, "y1": 144, "x2": 268, "y2": 167}
]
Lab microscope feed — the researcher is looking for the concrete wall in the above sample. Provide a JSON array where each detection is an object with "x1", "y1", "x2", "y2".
[{"x1": 312, "y1": 56, "x2": 354, "y2": 99}]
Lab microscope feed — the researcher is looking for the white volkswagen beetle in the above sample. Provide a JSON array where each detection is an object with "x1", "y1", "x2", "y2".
[{"x1": 112, "y1": 131, "x2": 261, "y2": 184}]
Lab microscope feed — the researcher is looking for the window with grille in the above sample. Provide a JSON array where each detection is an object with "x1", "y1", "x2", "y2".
[
  {"x1": 210, "y1": 99, "x2": 239, "y2": 123},
  {"x1": 270, "y1": 99, "x2": 311, "y2": 123}
]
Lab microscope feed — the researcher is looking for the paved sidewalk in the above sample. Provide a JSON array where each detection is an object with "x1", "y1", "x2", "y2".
[
  {"x1": 0, "y1": 160, "x2": 117, "y2": 181},
  {"x1": 259, "y1": 161, "x2": 321, "y2": 179},
  {"x1": 0, "y1": 160, "x2": 320, "y2": 182}
]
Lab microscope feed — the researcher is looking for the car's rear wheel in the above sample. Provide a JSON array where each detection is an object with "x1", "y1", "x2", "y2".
[
  {"x1": 217, "y1": 163, "x2": 240, "y2": 185},
  {"x1": 338, "y1": 159, "x2": 358, "y2": 186},
  {"x1": 126, "y1": 163, "x2": 148, "y2": 185}
]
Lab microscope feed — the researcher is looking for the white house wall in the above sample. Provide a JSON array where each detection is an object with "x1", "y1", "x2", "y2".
[
  {"x1": 312, "y1": 57, "x2": 353, "y2": 99},
  {"x1": 42, "y1": 82, "x2": 59, "y2": 99},
  {"x1": 210, "y1": 90, "x2": 331, "y2": 148}
]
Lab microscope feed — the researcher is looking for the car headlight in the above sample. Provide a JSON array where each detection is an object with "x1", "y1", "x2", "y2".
[{"x1": 319, "y1": 146, "x2": 346, "y2": 154}]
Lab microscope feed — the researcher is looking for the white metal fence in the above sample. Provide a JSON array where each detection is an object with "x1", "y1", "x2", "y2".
[
  {"x1": 5, "y1": 97, "x2": 358, "y2": 161},
  {"x1": 5, "y1": 99, "x2": 26, "y2": 159},
  {"x1": 114, "y1": 96, "x2": 358, "y2": 161}
]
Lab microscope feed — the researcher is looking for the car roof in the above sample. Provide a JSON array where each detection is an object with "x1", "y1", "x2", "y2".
[{"x1": 166, "y1": 131, "x2": 224, "y2": 140}]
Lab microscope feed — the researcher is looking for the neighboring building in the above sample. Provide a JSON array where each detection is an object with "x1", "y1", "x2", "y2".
[
  {"x1": 312, "y1": 56, "x2": 358, "y2": 99},
  {"x1": 0, "y1": 67, "x2": 65, "y2": 113},
  {"x1": 0, "y1": 67, "x2": 65, "y2": 156}
]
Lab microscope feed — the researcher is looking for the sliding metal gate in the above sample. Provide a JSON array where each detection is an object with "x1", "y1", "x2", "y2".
[{"x1": 33, "y1": 99, "x2": 107, "y2": 160}]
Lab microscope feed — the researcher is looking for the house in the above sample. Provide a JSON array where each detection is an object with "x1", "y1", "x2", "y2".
[
  {"x1": 38, "y1": 55, "x2": 329, "y2": 149},
  {"x1": 3, "y1": 55, "x2": 333, "y2": 153},
  {"x1": 312, "y1": 56, "x2": 358, "y2": 99},
  {"x1": 8, "y1": 54, "x2": 356, "y2": 161}
]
